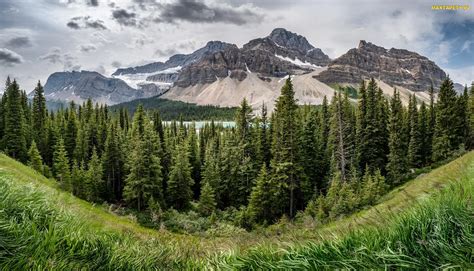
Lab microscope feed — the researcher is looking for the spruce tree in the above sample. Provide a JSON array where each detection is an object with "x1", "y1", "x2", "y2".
[
  {"x1": 102, "y1": 122, "x2": 125, "y2": 201},
  {"x1": 328, "y1": 92, "x2": 355, "y2": 182},
  {"x1": 85, "y1": 148, "x2": 104, "y2": 202},
  {"x1": 124, "y1": 121, "x2": 163, "y2": 211},
  {"x1": 31, "y1": 81, "x2": 48, "y2": 158},
  {"x1": 65, "y1": 106, "x2": 78, "y2": 161},
  {"x1": 407, "y1": 95, "x2": 423, "y2": 168},
  {"x1": 53, "y1": 138, "x2": 71, "y2": 190},
  {"x1": 198, "y1": 181, "x2": 217, "y2": 216},
  {"x1": 432, "y1": 78, "x2": 458, "y2": 161},
  {"x1": 167, "y1": 144, "x2": 194, "y2": 210},
  {"x1": 269, "y1": 78, "x2": 304, "y2": 218},
  {"x1": 248, "y1": 164, "x2": 274, "y2": 223},
  {"x1": 386, "y1": 89, "x2": 408, "y2": 185},
  {"x1": 3, "y1": 80, "x2": 27, "y2": 162},
  {"x1": 418, "y1": 102, "x2": 429, "y2": 166},
  {"x1": 28, "y1": 140, "x2": 43, "y2": 173}
]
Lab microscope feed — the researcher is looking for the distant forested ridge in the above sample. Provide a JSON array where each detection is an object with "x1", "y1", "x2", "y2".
[
  {"x1": 0, "y1": 76, "x2": 472, "y2": 229},
  {"x1": 110, "y1": 96, "x2": 237, "y2": 120}
]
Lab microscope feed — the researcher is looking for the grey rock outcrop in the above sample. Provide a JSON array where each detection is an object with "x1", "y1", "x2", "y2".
[{"x1": 316, "y1": 40, "x2": 447, "y2": 91}]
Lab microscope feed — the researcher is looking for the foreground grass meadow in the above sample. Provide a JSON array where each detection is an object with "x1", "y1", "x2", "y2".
[{"x1": 0, "y1": 151, "x2": 473, "y2": 269}]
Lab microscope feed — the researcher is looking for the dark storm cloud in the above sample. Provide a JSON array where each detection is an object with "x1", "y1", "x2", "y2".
[
  {"x1": 39, "y1": 48, "x2": 81, "y2": 71},
  {"x1": 5, "y1": 36, "x2": 33, "y2": 48},
  {"x1": 112, "y1": 9, "x2": 137, "y2": 26},
  {"x1": 111, "y1": 61, "x2": 122, "y2": 68},
  {"x1": 158, "y1": 0, "x2": 263, "y2": 25},
  {"x1": 67, "y1": 21, "x2": 80, "y2": 29},
  {"x1": 0, "y1": 48, "x2": 24, "y2": 66},
  {"x1": 67, "y1": 16, "x2": 107, "y2": 30},
  {"x1": 87, "y1": 0, "x2": 99, "y2": 7}
]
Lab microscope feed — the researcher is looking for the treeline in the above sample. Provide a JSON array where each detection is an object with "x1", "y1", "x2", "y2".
[
  {"x1": 109, "y1": 96, "x2": 237, "y2": 120},
  {"x1": 1, "y1": 76, "x2": 472, "y2": 227}
]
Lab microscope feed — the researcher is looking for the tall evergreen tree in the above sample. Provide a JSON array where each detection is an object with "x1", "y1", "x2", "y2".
[
  {"x1": 65, "y1": 105, "x2": 78, "y2": 161},
  {"x1": 167, "y1": 144, "x2": 194, "y2": 210},
  {"x1": 247, "y1": 164, "x2": 274, "y2": 223},
  {"x1": 328, "y1": 92, "x2": 355, "y2": 182},
  {"x1": 3, "y1": 80, "x2": 27, "y2": 162},
  {"x1": 386, "y1": 90, "x2": 408, "y2": 184},
  {"x1": 124, "y1": 120, "x2": 163, "y2": 211},
  {"x1": 270, "y1": 78, "x2": 304, "y2": 218},
  {"x1": 407, "y1": 95, "x2": 423, "y2": 168},
  {"x1": 198, "y1": 181, "x2": 217, "y2": 216},
  {"x1": 432, "y1": 78, "x2": 459, "y2": 161},
  {"x1": 85, "y1": 148, "x2": 104, "y2": 202},
  {"x1": 53, "y1": 138, "x2": 71, "y2": 190},
  {"x1": 102, "y1": 122, "x2": 125, "y2": 201},
  {"x1": 31, "y1": 81, "x2": 48, "y2": 157},
  {"x1": 28, "y1": 140, "x2": 43, "y2": 173}
]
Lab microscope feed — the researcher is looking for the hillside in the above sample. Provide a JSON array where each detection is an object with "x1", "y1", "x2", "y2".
[
  {"x1": 109, "y1": 97, "x2": 237, "y2": 120},
  {"x1": 0, "y1": 151, "x2": 472, "y2": 269}
]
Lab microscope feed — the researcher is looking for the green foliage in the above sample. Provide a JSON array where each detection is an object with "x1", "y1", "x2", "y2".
[
  {"x1": 386, "y1": 89, "x2": 408, "y2": 185},
  {"x1": 3, "y1": 80, "x2": 27, "y2": 162},
  {"x1": 84, "y1": 148, "x2": 104, "y2": 202},
  {"x1": 433, "y1": 78, "x2": 461, "y2": 161},
  {"x1": 110, "y1": 97, "x2": 236, "y2": 120},
  {"x1": 28, "y1": 141, "x2": 43, "y2": 174},
  {"x1": 198, "y1": 181, "x2": 217, "y2": 216},
  {"x1": 53, "y1": 138, "x2": 71, "y2": 190},
  {"x1": 167, "y1": 144, "x2": 194, "y2": 211}
]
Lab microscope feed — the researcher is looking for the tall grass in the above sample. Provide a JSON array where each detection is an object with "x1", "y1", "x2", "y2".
[
  {"x1": 0, "y1": 152, "x2": 472, "y2": 270},
  {"x1": 0, "y1": 176, "x2": 205, "y2": 270},
  {"x1": 215, "y1": 167, "x2": 474, "y2": 269}
]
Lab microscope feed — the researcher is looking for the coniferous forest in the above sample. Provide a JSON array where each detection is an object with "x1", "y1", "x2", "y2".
[{"x1": 1, "y1": 76, "x2": 473, "y2": 231}]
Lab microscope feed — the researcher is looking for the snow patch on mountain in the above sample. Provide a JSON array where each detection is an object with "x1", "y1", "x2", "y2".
[{"x1": 275, "y1": 54, "x2": 323, "y2": 69}]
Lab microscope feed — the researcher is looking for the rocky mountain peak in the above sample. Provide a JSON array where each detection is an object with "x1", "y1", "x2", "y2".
[
  {"x1": 357, "y1": 40, "x2": 387, "y2": 54},
  {"x1": 268, "y1": 28, "x2": 314, "y2": 53},
  {"x1": 316, "y1": 41, "x2": 447, "y2": 91}
]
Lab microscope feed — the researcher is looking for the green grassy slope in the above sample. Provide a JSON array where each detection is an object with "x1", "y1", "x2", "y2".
[{"x1": 0, "y1": 152, "x2": 472, "y2": 269}]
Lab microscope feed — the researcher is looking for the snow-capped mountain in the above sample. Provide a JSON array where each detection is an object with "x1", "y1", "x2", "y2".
[{"x1": 42, "y1": 28, "x2": 452, "y2": 108}]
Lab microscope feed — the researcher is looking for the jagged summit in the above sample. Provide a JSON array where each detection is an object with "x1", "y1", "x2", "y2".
[
  {"x1": 316, "y1": 40, "x2": 447, "y2": 91},
  {"x1": 268, "y1": 28, "x2": 315, "y2": 53}
]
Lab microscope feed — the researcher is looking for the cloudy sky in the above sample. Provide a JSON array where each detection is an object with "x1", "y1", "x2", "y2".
[{"x1": 0, "y1": 0, "x2": 473, "y2": 91}]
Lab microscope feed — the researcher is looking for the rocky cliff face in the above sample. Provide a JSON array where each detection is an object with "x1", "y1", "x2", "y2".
[
  {"x1": 43, "y1": 71, "x2": 157, "y2": 104},
  {"x1": 174, "y1": 28, "x2": 330, "y2": 88},
  {"x1": 315, "y1": 40, "x2": 447, "y2": 91}
]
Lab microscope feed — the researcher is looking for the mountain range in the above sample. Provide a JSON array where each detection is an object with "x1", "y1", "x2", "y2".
[{"x1": 41, "y1": 28, "x2": 455, "y2": 109}]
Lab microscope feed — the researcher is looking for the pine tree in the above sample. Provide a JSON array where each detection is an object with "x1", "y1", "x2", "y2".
[
  {"x1": 124, "y1": 121, "x2": 163, "y2": 211},
  {"x1": 235, "y1": 98, "x2": 253, "y2": 144},
  {"x1": 102, "y1": 122, "x2": 125, "y2": 201},
  {"x1": 432, "y1": 78, "x2": 458, "y2": 161},
  {"x1": 201, "y1": 139, "x2": 222, "y2": 206},
  {"x1": 198, "y1": 181, "x2": 217, "y2": 216},
  {"x1": 187, "y1": 123, "x2": 201, "y2": 199},
  {"x1": 418, "y1": 102, "x2": 429, "y2": 166},
  {"x1": 53, "y1": 138, "x2": 71, "y2": 190},
  {"x1": 328, "y1": 92, "x2": 355, "y2": 182},
  {"x1": 85, "y1": 148, "x2": 104, "y2": 202},
  {"x1": 65, "y1": 105, "x2": 78, "y2": 161},
  {"x1": 407, "y1": 95, "x2": 423, "y2": 168},
  {"x1": 386, "y1": 89, "x2": 408, "y2": 185},
  {"x1": 71, "y1": 161, "x2": 86, "y2": 198},
  {"x1": 28, "y1": 140, "x2": 43, "y2": 173},
  {"x1": 269, "y1": 78, "x2": 304, "y2": 218},
  {"x1": 425, "y1": 84, "x2": 436, "y2": 161},
  {"x1": 31, "y1": 81, "x2": 48, "y2": 158},
  {"x1": 356, "y1": 79, "x2": 388, "y2": 173},
  {"x1": 167, "y1": 144, "x2": 194, "y2": 210},
  {"x1": 248, "y1": 164, "x2": 274, "y2": 223},
  {"x1": 3, "y1": 80, "x2": 27, "y2": 162}
]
